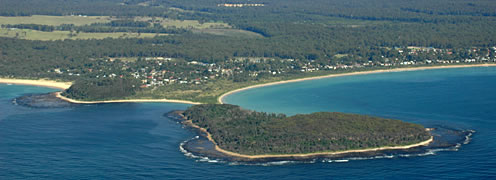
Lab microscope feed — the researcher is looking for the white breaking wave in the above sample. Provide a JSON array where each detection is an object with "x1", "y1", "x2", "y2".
[
  {"x1": 178, "y1": 129, "x2": 475, "y2": 166},
  {"x1": 464, "y1": 130, "x2": 475, "y2": 144},
  {"x1": 261, "y1": 161, "x2": 296, "y2": 166},
  {"x1": 179, "y1": 136, "x2": 224, "y2": 164}
]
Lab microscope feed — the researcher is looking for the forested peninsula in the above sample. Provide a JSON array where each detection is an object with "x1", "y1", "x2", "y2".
[{"x1": 180, "y1": 104, "x2": 432, "y2": 157}]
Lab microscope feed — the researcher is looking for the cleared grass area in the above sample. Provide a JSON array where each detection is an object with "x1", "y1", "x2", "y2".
[
  {"x1": 109, "y1": 57, "x2": 177, "y2": 62},
  {"x1": 0, "y1": 28, "x2": 167, "y2": 41},
  {"x1": 192, "y1": 29, "x2": 264, "y2": 38},
  {"x1": 135, "y1": 17, "x2": 231, "y2": 29},
  {"x1": 0, "y1": 15, "x2": 263, "y2": 38},
  {"x1": 112, "y1": 57, "x2": 140, "y2": 62},
  {"x1": 0, "y1": 15, "x2": 111, "y2": 26},
  {"x1": 334, "y1": 54, "x2": 348, "y2": 58},
  {"x1": 0, "y1": 15, "x2": 229, "y2": 29}
]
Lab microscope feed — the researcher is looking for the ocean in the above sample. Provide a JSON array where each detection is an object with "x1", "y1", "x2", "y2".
[{"x1": 1, "y1": 67, "x2": 495, "y2": 179}]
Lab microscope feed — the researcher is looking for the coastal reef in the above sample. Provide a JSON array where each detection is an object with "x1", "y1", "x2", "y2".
[
  {"x1": 14, "y1": 93, "x2": 75, "y2": 108},
  {"x1": 168, "y1": 104, "x2": 437, "y2": 161}
]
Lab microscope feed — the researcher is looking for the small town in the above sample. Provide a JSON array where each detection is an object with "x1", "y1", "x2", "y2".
[{"x1": 49, "y1": 46, "x2": 496, "y2": 88}]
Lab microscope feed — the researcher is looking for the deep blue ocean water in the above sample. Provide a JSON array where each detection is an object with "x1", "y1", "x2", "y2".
[{"x1": 2, "y1": 67, "x2": 496, "y2": 179}]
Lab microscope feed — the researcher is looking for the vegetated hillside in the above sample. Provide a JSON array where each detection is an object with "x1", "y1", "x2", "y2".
[
  {"x1": 62, "y1": 78, "x2": 141, "y2": 101},
  {"x1": 183, "y1": 104, "x2": 431, "y2": 155},
  {"x1": 1, "y1": 0, "x2": 496, "y2": 102}
]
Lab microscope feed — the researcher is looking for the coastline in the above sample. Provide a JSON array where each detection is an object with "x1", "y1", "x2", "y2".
[
  {"x1": 218, "y1": 63, "x2": 496, "y2": 104},
  {"x1": 182, "y1": 117, "x2": 434, "y2": 159},
  {"x1": 0, "y1": 78, "x2": 201, "y2": 105},
  {"x1": 54, "y1": 92, "x2": 202, "y2": 105},
  {"x1": 0, "y1": 78, "x2": 72, "y2": 90},
  {"x1": 2, "y1": 63, "x2": 495, "y2": 105}
]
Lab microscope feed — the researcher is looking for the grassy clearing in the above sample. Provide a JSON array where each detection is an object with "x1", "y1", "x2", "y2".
[
  {"x1": 111, "y1": 57, "x2": 140, "y2": 62},
  {"x1": 0, "y1": 15, "x2": 111, "y2": 26},
  {"x1": 109, "y1": 57, "x2": 178, "y2": 62},
  {"x1": 134, "y1": 17, "x2": 231, "y2": 29},
  {"x1": 168, "y1": 7, "x2": 200, "y2": 14},
  {"x1": 0, "y1": 28, "x2": 167, "y2": 40},
  {"x1": 0, "y1": 15, "x2": 230, "y2": 29},
  {"x1": 0, "y1": 15, "x2": 262, "y2": 39},
  {"x1": 131, "y1": 72, "x2": 332, "y2": 104},
  {"x1": 192, "y1": 29, "x2": 264, "y2": 38},
  {"x1": 161, "y1": 19, "x2": 229, "y2": 29},
  {"x1": 333, "y1": 54, "x2": 348, "y2": 58}
]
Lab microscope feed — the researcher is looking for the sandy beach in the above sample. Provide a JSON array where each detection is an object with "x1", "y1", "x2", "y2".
[
  {"x1": 2, "y1": 64, "x2": 495, "y2": 105},
  {"x1": 183, "y1": 118, "x2": 434, "y2": 159},
  {"x1": 54, "y1": 92, "x2": 202, "y2": 105},
  {"x1": 0, "y1": 78, "x2": 201, "y2": 105},
  {"x1": 0, "y1": 78, "x2": 72, "y2": 90},
  {"x1": 218, "y1": 64, "x2": 496, "y2": 104}
]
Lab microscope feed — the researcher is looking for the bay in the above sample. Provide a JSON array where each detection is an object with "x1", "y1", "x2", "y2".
[{"x1": 1, "y1": 67, "x2": 495, "y2": 179}]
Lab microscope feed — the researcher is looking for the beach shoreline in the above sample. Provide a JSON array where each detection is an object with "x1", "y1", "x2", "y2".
[
  {"x1": 218, "y1": 64, "x2": 496, "y2": 104},
  {"x1": 0, "y1": 78, "x2": 72, "y2": 90},
  {"x1": 54, "y1": 92, "x2": 202, "y2": 105},
  {"x1": 180, "y1": 114, "x2": 434, "y2": 160},
  {"x1": 2, "y1": 64, "x2": 495, "y2": 105},
  {"x1": 0, "y1": 78, "x2": 201, "y2": 105}
]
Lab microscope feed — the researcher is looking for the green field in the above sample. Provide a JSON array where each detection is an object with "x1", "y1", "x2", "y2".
[
  {"x1": 0, "y1": 15, "x2": 111, "y2": 26},
  {"x1": 0, "y1": 15, "x2": 246, "y2": 40},
  {"x1": 333, "y1": 54, "x2": 348, "y2": 58},
  {"x1": 134, "y1": 17, "x2": 231, "y2": 29},
  {"x1": 0, "y1": 15, "x2": 265, "y2": 40},
  {"x1": 0, "y1": 15, "x2": 231, "y2": 29},
  {"x1": 192, "y1": 28, "x2": 263, "y2": 38},
  {"x1": 0, "y1": 28, "x2": 167, "y2": 40}
]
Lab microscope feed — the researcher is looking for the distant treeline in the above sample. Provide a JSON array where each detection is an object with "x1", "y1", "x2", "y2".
[
  {"x1": 0, "y1": 22, "x2": 494, "y2": 79},
  {"x1": 1, "y1": 0, "x2": 496, "y2": 101},
  {"x1": 0, "y1": 0, "x2": 173, "y2": 17},
  {"x1": 1, "y1": 24, "x2": 55, "y2": 32},
  {"x1": 1, "y1": 20, "x2": 189, "y2": 34}
]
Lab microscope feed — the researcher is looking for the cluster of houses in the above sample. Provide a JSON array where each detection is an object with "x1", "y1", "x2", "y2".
[
  {"x1": 51, "y1": 68, "x2": 81, "y2": 76},
  {"x1": 217, "y1": 3, "x2": 265, "y2": 7},
  {"x1": 48, "y1": 46, "x2": 496, "y2": 88}
]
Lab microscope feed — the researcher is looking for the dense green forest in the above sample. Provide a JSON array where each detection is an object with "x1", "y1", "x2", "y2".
[
  {"x1": 1, "y1": 22, "x2": 189, "y2": 34},
  {"x1": 183, "y1": 104, "x2": 431, "y2": 155},
  {"x1": 62, "y1": 78, "x2": 141, "y2": 100},
  {"x1": 0, "y1": 0, "x2": 495, "y2": 101}
]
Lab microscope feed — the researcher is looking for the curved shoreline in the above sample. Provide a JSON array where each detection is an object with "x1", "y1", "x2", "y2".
[
  {"x1": 0, "y1": 78, "x2": 72, "y2": 90},
  {"x1": 183, "y1": 118, "x2": 434, "y2": 159},
  {"x1": 0, "y1": 78, "x2": 201, "y2": 105},
  {"x1": 2, "y1": 64, "x2": 495, "y2": 105},
  {"x1": 54, "y1": 92, "x2": 202, "y2": 105},
  {"x1": 218, "y1": 64, "x2": 496, "y2": 104}
]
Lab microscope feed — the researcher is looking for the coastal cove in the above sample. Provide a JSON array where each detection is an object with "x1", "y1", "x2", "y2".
[
  {"x1": 218, "y1": 64, "x2": 496, "y2": 104},
  {"x1": 1, "y1": 66, "x2": 496, "y2": 178},
  {"x1": 0, "y1": 78, "x2": 201, "y2": 105},
  {"x1": 1, "y1": 64, "x2": 487, "y2": 162},
  {"x1": 2, "y1": 64, "x2": 496, "y2": 106},
  {"x1": 3, "y1": 0, "x2": 496, "y2": 178}
]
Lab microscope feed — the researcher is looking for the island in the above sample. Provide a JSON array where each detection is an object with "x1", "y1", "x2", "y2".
[{"x1": 172, "y1": 104, "x2": 433, "y2": 160}]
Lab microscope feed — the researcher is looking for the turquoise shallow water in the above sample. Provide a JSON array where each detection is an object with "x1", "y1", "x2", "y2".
[{"x1": 1, "y1": 67, "x2": 496, "y2": 179}]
